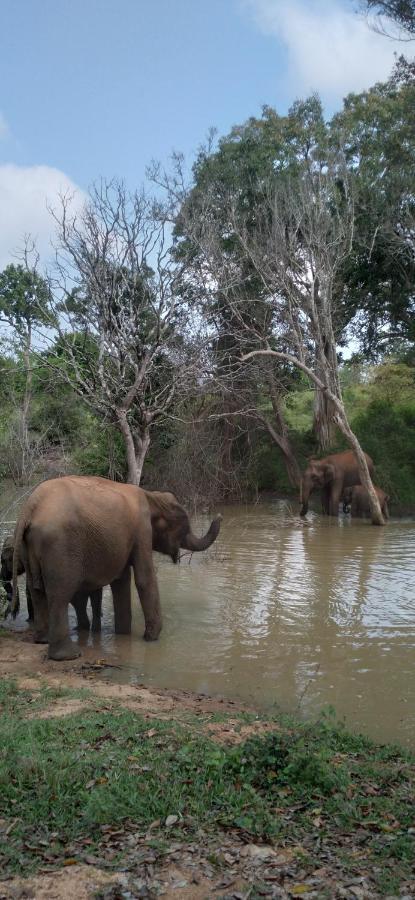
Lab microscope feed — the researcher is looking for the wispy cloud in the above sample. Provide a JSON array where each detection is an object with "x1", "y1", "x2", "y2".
[
  {"x1": 244, "y1": 0, "x2": 402, "y2": 104},
  {"x1": 0, "y1": 164, "x2": 85, "y2": 270}
]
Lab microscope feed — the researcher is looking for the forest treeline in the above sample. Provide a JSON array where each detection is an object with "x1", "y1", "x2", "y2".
[{"x1": 0, "y1": 64, "x2": 414, "y2": 513}]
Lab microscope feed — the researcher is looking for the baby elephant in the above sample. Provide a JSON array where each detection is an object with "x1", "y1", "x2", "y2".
[
  {"x1": 1, "y1": 535, "x2": 103, "y2": 631},
  {"x1": 343, "y1": 485, "x2": 389, "y2": 519}
]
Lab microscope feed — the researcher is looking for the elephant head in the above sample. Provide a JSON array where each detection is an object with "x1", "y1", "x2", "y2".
[
  {"x1": 145, "y1": 491, "x2": 222, "y2": 563},
  {"x1": 300, "y1": 459, "x2": 335, "y2": 517}
]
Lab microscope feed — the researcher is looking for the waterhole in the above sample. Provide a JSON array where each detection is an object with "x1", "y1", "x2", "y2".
[{"x1": 4, "y1": 500, "x2": 415, "y2": 745}]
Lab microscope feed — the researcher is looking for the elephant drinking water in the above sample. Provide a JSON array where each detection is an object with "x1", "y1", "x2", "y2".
[
  {"x1": 10, "y1": 476, "x2": 222, "y2": 660},
  {"x1": 300, "y1": 450, "x2": 374, "y2": 517}
]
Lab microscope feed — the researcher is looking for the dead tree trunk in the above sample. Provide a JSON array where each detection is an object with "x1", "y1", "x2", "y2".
[{"x1": 116, "y1": 411, "x2": 150, "y2": 485}]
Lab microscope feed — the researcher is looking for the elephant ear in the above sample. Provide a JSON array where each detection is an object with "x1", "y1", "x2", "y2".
[{"x1": 324, "y1": 463, "x2": 336, "y2": 483}]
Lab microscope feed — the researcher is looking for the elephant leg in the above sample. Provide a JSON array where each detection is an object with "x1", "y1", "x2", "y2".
[
  {"x1": 47, "y1": 590, "x2": 81, "y2": 660},
  {"x1": 3, "y1": 580, "x2": 15, "y2": 607},
  {"x1": 26, "y1": 586, "x2": 34, "y2": 622},
  {"x1": 321, "y1": 485, "x2": 330, "y2": 515},
  {"x1": 72, "y1": 593, "x2": 90, "y2": 631},
  {"x1": 111, "y1": 570, "x2": 132, "y2": 635},
  {"x1": 132, "y1": 547, "x2": 162, "y2": 642},
  {"x1": 30, "y1": 586, "x2": 49, "y2": 643},
  {"x1": 90, "y1": 588, "x2": 102, "y2": 632},
  {"x1": 329, "y1": 481, "x2": 343, "y2": 517}
]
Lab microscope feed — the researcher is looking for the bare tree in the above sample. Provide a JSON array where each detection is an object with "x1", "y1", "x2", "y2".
[
  {"x1": 46, "y1": 180, "x2": 199, "y2": 485},
  {"x1": 151, "y1": 157, "x2": 303, "y2": 486},
  {"x1": 164, "y1": 155, "x2": 384, "y2": 523},
  {"x1": 222, "y1": 173, "x2": 385, "y2": 523}
]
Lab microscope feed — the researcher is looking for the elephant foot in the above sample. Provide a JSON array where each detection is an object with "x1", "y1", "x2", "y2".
[
  {"x1": 34, "y1": 630, "x2": 49, "y2": 644},
  {"x1": 143, "y1": 622, "x2": 162, "y2": 641},
  {"x1": 48, "y1": 639, "x2": 81, "y2": 661},
  {"x1": 115, "y1": 623, "x2": 131, "y2": 635},
  {"x1": 91, "y1": 617, "x2": 102, "y2": 633}
]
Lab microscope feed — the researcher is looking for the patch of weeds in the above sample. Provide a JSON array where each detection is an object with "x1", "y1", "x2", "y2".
[
  {"x1": 0, "y1": 704, "x2": 276, "y2": 875},
  {"x1": 0, "y1": 678, "x2": 92, "y2": 717},
  {"x1": 0, "y1": 682, "x2": 413, "y2": 894}
]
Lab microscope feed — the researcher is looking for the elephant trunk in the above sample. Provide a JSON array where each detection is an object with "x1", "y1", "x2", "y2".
[
  {"x1": 181, "y1": 514, "x2": 222, "y2": 552},
  {"x1": 300, "y1": 477, "x2": 311, "y2": 517}
]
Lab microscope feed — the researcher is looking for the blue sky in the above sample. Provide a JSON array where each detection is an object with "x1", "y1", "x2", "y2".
[{"x1": 0, "y1": 0, "x2": 402, "y2": 267}]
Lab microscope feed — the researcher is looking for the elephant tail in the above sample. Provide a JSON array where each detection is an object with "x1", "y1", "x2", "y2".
[{"x1": 10, "y1": 515, "x2": 28, "y2": 619}]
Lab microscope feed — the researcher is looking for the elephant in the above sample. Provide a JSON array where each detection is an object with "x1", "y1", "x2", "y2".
[
  {"x1": 342, "y1": 485, "x2": 389, "y2": 520},
  {"x1": 10, "y1": 475, "x2": 222, "y2": 660},
  {"x1": 300, "y1": 450, "x2": 374, "y2": 517},
  {"x1": 2, "y1": 534, "x2": 103, "y2": 631}
]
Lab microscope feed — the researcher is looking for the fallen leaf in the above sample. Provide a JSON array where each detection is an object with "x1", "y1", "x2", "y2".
[
  {"x1": 165, "y1": 814, "x2": 179, "y2": 827},
  {"x1": 241, "y1": 843, "x2": 275, "y2": 859}
]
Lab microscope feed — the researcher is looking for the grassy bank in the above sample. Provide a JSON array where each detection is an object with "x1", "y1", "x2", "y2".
[{"x1": 0, "y1": 678, "x2": 414, "y2": 897}]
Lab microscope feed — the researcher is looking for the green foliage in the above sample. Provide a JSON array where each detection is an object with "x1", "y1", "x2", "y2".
[
  {"x1": 0, "y1": 265, "x2": 51, "y2": 335},
  {"x1": 353, "y1": 400, "x2": 415, "y2": 509},
  {"x1": 72, "y1": 415, "x2": 127, "y2": 481}
]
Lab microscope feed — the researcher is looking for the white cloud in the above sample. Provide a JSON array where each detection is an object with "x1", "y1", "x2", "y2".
[
  {"x1": 245, "y1": 0, "x2": 402, "y2": 104},
  {"x1": 0, "y1": 164, "x2": 85, "y2": 271},
  {"x1": 0, "y1": 112, "x2": 10, "y2": 141}
]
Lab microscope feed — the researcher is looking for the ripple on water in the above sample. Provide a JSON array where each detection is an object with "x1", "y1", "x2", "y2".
[{"x1": 4, "y1": 501, "x2": 415, "y2": 745}]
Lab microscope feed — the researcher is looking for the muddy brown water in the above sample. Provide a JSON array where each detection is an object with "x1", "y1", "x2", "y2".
[{"x1": 3, "y1": 500, "x2": 415, "y2": 746}]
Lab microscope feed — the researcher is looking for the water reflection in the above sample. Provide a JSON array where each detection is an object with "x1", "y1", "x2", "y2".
[{"x1": 4, "y1": 501, "x2": 415, "y2": 745}]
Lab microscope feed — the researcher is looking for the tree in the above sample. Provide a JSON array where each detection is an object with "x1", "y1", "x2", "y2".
[
  {"x1": 0, "y1": 263, "x2": 51, "y2": 478},
  {"x1": 363, "y1": 0, "x2": 415, "y2": 36},
  {"x1": 169, "y1": 139, "x2": 385, "y2": 523},
  {"x1": 47, "y1": 180, "x2": 199, "y2": 485},
  {"x1": 159, "y1": 100, "x2": 338, "y2": 466},
  {"x1": 332, "y1": 74, "x2": 415, "y2": 357}
]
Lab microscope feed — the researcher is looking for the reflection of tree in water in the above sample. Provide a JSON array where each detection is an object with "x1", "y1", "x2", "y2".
[
  {"x1": 295, "y1": 521, "x2": 415, "y2": 737},
  {"x1": 215, "y1": 506, "x2": 316, "y2": 709}
]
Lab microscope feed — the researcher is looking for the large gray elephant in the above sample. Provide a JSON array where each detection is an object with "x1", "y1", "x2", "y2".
[
  {"x1": 343, "y1": 485, "x2": 389, "y2": 519},
  {"x1": 11, "y1": 476, "x2": 221, "y2": 660},
  {"x1": 300, "y1": 450, "x2": 374, "y2": 517},
  {"x1": 2, "y1": 535, "x2": 102, "y2": 631}
]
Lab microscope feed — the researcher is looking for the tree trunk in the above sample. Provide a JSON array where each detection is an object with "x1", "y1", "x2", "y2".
[
  {"x1": 134, "y1": 429, "x2": 151, "y2": 484},
  {"x1": 333, "y1": 412, "x2": 385, "y2": 526},
  {"x1": 313, "y1": 341, "x2": 339, "y2": 451},
  {"x1": 20, "y1": 321, "x2": 32, "y2": 479},
  {"x1": 116, "y1": 410, "x2": 140, "y2": 485},
  {"x1": 310, "y1": 280, "x2": 341, "y2": 451}
]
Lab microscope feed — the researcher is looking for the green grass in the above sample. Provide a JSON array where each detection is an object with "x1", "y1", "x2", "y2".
[
  {"x1": 0, "y1": 680, "x2": 414, "y2": 894},
  {"x1": 0, "y1": 677, "x2": 93, "y2": 717}
]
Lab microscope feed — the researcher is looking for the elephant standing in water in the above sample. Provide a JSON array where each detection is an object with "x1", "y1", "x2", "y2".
[
  {"x1": 2, "y1": 535, "x2": 102, "y2": 631},
  {"x1": 343, "y1": 485, "x2": 389, "y2": 520},
  {"x1": 300, "y1": 450, "x2": 374, "y2": 517},
  {"x1": 10, "y1": 476, "x2": 222, "y2": 660}
]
